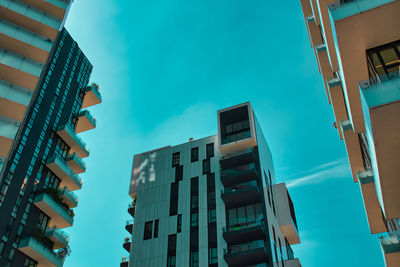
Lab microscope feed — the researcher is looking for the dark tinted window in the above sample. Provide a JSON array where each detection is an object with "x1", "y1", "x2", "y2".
[
  {"x1": 154, "y1": 219, "x2": 159, "y2": 238},
  {"x1": 172, "y1": 152, "x2": 180, "y2": 167},
  {"x1": 203, "y1": 159, "x2": 210, "y2": 174},
  {"x1": 206, "y1": 143, "x2": 214, "y2": 158},
  {"x1": 191, "y1": 147, "x2": 199, "y2": 162},
  {"x1": 144, "y1": 221, "x2": 153, "y2": 240}
]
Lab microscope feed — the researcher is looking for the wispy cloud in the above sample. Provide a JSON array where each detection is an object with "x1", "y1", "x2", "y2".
[{"x1": 286, "y1": 158, "x2": 350, "y2": 188}]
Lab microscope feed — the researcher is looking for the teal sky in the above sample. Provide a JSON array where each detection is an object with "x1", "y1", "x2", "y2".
[{"x1": 64, "y1": 0, "x2": 384, "y2": 266}]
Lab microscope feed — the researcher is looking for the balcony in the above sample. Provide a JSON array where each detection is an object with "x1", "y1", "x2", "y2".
[
  {"x1": 128, "y1": 203, "x2": 136, "y2": 217},
  {"x1": 380, "y1": 235, "x2": 400, "y2": 265},
  {"x1": 273, "y1": 183, "x2": 300, "y2": 245},
  {"x1": 224, "y1": 240, "x2": 268, "y2": 267},
  {"x1": 75, "y1": 110, "x2": 96, "y2": 133},
  {"x1": 19, "y1": 0, "x2": 70, "y2": 20},
  {"x1": 123, "y1": 237, "x2": 131, "y2": 253},
  {"x1": 220, "y1": 148, "x2": 257, "y2": 170},
  {"x1": 66, "y1": 153, "x2": 86, "y2": 174},
  {"x1": 59, "y1": 187, "x2": 78, "y2": 208},
  {"x1": 223, "y1": 219, "x2": 266, "y2": 245},
  {"x1": 284, "y1": 258, "x2": 302, "y2": 267},
  {"x1": 221, "y1": 181, "x2": 262, "y2": 208},
  {"x1": 356, "y1": 171, "x2": 387, "y2": 234},
  {"x1": 0, "y1": 127, "x2": 15, "y2": 159},
  {"x1": 46, "y1": 154, "x2": 83, "y2": 191},
  {"x1": 56, "y1": 123, "x2": 89, "y2": 158},
  {"x1": 359, "y1": 75, "x2": 400, "y2": 219},
  {"x1": 0, "y1": 97, "x2": 27, "y2": 122},
  {"x1": 45, "y1": 227, "x2": 69, "y2": 249},
  {"x1": 220, "y1": 163, "x2": 259, "y2": 187},
  {"x1": 121, "y1": 257, "x2": 129, "y2": 267},
  {"x1": 82, "y1": 84, "x2": 102, "y2": 109},
  {"x1": 0, "y1": 59, "x2": 39, "y2": 91},
  {"x1": 18, "y1": 236, "x2": 63, "y2": 267},
  {"x1": 0, "y1": 0, "x2": 61, "y2": 40},
  {"x1": 34, "y1": 192, "x2": 74, "y2": 229},
  {"x1": 125, "y1": 220, "x2": 134, "y2": 235}
]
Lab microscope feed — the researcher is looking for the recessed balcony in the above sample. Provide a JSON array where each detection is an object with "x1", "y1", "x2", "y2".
[
  {"x1": 223, "y1": 220, "x2": 266, "y2": 245},
  {"x1": 34, "y1": 192, "x2": 74, "y2": 229},
  {"x1": 59, "y1": 187, "x2": 78, "y2": 208},
  {"x1": 82, "y1": 84, "x2": 102, "y2": 109},
  {"x1": 221, "y1": 182, "x2": 262, "y2": 208},
  {"x1": 380, "y1": 235, "x2": 400, "y2": 265},
  {"x1": 220, "y1": 148, "x2": 257, "y2": 170},
  {"x1": 18, "y1": 236, "x2": 63, "y2": 267},
  {"x1": 121, "y1": 257, "x2": 129, "y2": 267},
  {"x1": 224, "y1": 240, "x2": 268, "y2": 267},
  {"x1": 360, "y1": 76, "x2": 400, "y2": 219},
  {"x1": 66, "y1": 153, "x2": 86, "y2": 174},
  {"x1": 123, "y1": 237, "x2": 131, "y2": 253},
  {"x1": 220, "y1": 163, "x2": 259, "y2": 187},
  {"x1": 56, "y1": 123, "x2": 89, "y2": 158},
  {"x1": 125, "y1": 220, "x2": 134, "y2": 235},
  {"x1": 75, "y1": 110, "x2": 96, "y2": 133},
  {"x1": 45, "y1": 227, "x2": 69, "y2": 249},
  {"x1": 128, "y1": 203, "x2": 136, "y2": 217},
  {"x1": 46, "y1": 154, "x2": 83, "y2": 191}
]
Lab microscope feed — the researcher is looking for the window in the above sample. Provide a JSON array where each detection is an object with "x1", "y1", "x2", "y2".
[
  {"x1": 206, "y1": 143, "x2": 214, "y2": 158},
  {"x1": 172, "y1": 152, "x2": 180, "y2": 167},
  {"x1": 170, "y1": 182, "x2": 179, "y2": 216},
  {"x1": 190, "y1": 251, "x2": 199, "y2": 267},
  {"x1": 208, "y1": 208, "x2": 216, "y2": 224},
  {"x1": 203, "y1": 159, "x2": 210, "y2": 174},
  {"x1": 191, "y1": 213, "x2": 198, "y2": 227},
  {"x1": 167, "y1": 255, "x2": 176, "y2": 267},
  {"x1": 154, "y1": 219, "x2": 159, "y2": 238},
  {"x1": 207, "y1": 191, "x2": 216, "y2": 205},
  {"x1": 191, "y1": 147, "x2": 199, "y2": 162},
  {"x1": 208, "y1": 247, "x2": 218, "y2": 264},
  {"x1": 177, "y1": 215, "x2": 182, "y2": 233},
  {"x1": 175, "y1": 165, "x2": 183, "y2": 182},
  {"x1": 144, "y1": 221, "x2": 153, "y2": 240},
  {"x1": 191, "y1": 195, "x2": 199, "y2": 209}
]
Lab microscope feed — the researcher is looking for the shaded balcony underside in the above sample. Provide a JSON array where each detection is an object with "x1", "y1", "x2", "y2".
[
  {"x1": 18, "y1": 237, "x2": 63, "y2": 267},
  {"x1": 123, "y1": 241, "x2": 131, "y2": 253},
  {"x1": 222, "y1": 186, "x2": 261, "y2": 208},
  {"x1": 223, "y1": 225, "x2": 266, "y2": 245},
  {"x1": 224, "y1": 247, "x2": 268, "y2": 267},
  {"x1": 125, "y1": 224, "x2": 133, "y2": 235},
  {"x1": 220, "y1": 168, "x2": 259, "y2": 187},
  {"x1": 220, "y1": 150, "x2": 256, "y2": 169}
]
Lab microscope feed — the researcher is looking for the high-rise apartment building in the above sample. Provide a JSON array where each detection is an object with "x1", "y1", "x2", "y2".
[
  {"x1": 0, "y1": 4, "x2": 102, "y2": 265},
  {"x1": 299, "y1": 0, "x2": 400, "y2": 265},
  {"x1": 123, "y1": 103, "x2": 301, "y2": 267}
]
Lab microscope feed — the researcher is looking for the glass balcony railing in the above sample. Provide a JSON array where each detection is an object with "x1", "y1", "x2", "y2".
[
  {"x1": 221, "y1": 163, "x2": 257, "y2": 178},
  {"x1": 225, "y1": 240, "x2": 265, "y2": 255},
  {"x1": 222, "y1": 129, "x2": 251, "y2": 145},
  {"x1": 224, "y1": 217, "x2": 264, "y2": 233},
  {"x1": 224, "y1": 180, "x2": 258, "y2": 194}
]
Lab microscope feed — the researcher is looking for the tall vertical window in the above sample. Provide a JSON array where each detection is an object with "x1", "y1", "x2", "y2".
[
  {"x1": 177, "y1": 215, "x2": 182, "y2": 233},
  {"x1": 190, "y1": 251, "x2": 199, "y2": 267},
  {"x1": 169, "y1": 182, "x2": 179, "y2": 216},
  {"x1": 191, "y1": 147, "x2": 199, "y2": 162},
  {"x1": 167, "y1": 234, "x2": 177, "y2": 267},
  {"x1": 203, "y1": 159, "x2": 210, "y2": 174},
  {"x1": 172, "y1": 152, "x2": 180, "y2": 167},
  {"x1": 144, "y1": 221, "x2": 153, "y2": 240},
  {"x1": 190, "y1": 213, "x2": 198, "y2": 227},
  {"x1": 154, "y1": 219, "x2": 159, "y2": 238},
  {"x1": 206, "y1": 143, "x2": 214, "y2": 158},
  {"x1": 208, "y1": 247, "x2": 218, "y2": 264},
  {"x1": 175, "y1": 165, "x2": 183, "y2": 182},
  {"x1": 208, "y1": 208, "x2": 216, "y2": 223}
]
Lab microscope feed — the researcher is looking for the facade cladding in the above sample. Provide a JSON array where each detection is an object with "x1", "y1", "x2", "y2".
[
  {"x1": 300, "y1": 0, "x2": 400, "y2": 265},
  {"x1": 0, "y1": 26, "x2": 101, "y2": 267},
  {"x1": 124, "y1": 103, "x2": 301, "y2": 267}
]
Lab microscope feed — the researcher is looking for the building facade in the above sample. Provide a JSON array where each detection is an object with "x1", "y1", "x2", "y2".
[
  {"x1": 123, "y1": 103, "x2": 301, "y2": 267},
  {"x1": 299, "y1": 0, "x2": 400, "y2": 265},
  {"x1": 0, "y1": 24, "x2": 101, "y2": 267},
  {"x1": 0, "y1": 0, "x2": 74, "y2": 173}
]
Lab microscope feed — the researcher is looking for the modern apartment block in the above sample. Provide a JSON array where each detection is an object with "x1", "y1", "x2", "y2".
[
  {"x1": 0, "y1": 19, "x2": 101, "y2": 267},
  {"x1": 123, "y1": 102, "x2": 301, "y2": 267},
  {"x1": 299, "y1": 0, "x2": 400, "y2": 265}
]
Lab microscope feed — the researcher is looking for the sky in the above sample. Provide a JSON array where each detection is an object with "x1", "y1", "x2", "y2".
[{"x1": 63, "y1": 0, "x2": 385, "y2": 266}]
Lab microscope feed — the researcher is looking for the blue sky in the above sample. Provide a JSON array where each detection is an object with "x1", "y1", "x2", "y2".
[{"x1": 64, "y1": 0, "x2": 384, "y2": 266}]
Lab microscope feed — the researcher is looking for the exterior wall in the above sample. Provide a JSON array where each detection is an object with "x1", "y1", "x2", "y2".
[{"x1": 0, "y1": 28, "x2": 95, "y2": 266}]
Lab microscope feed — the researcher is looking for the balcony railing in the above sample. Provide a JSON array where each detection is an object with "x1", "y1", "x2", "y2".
[
  {"x1": 220, "y1": 163, "x2": 259, "y2": 186},
  {"x1": 125, "y1": 219, "x2": 134, "y2": 234},
  {"x1": 224, "y1": 217, "x2": 264, "y2": 233},
  {"x1": 220, "y1": 148, "x2": 257, "y2": 170},
  {"x1": 46, "y1": 153, "x2": 83, "y2": 191}
]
